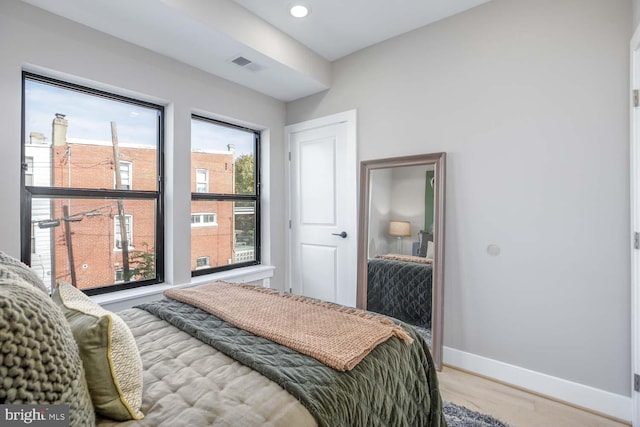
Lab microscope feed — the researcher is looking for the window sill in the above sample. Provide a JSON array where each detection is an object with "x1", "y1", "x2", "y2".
[{"x1": 91, "y1": 264, "x2": 275, "y2": 310}]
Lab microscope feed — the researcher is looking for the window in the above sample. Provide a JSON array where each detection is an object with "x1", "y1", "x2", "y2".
[
  {"x1": 114, "y1": 215, "x2": 133, "y2": 249},
  {"x1": 116, "y1": 161, "x2": 132, "y2": 190},
  {"x1": 31, "y1": 224, "x2": 36, "y2": 253},
  {"x1": 191, "y1": 116, "x2": 260, "y2": 275},
  {"x1": 195, "y1": 256, "x2": 210, "y2": 269},
  {"x1": 191, "y1": 213, "x2": 217, "y2": 226},
  {"x1": 195, "y1": 169, "x2": 208, "y2": 193},
  {"x1": 21, "y1": 72, "x2": 164, "y2": 295},
  {"x1": 25, "y1": 157, "x2": 34, "y2": 186}
]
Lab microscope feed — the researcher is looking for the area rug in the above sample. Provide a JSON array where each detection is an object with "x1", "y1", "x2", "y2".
[{"x1": 443, "y1": 401, "x2": 513, "y2": 427}]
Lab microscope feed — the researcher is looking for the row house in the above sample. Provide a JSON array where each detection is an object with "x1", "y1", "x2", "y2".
[{"x1": 30, "y1": 114, "x2": 236, "y2": 290}]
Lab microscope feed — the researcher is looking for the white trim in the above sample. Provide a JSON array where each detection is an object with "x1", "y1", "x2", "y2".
[
  {"x1": 195, "y1": 168, "x2": 208, "y2": 193},
  {"x1": 114, "y1": 214, "x2": 134, "y2": 250},
  {"x1": 116, "y1": 160, "x2": 132, "y2": 190},
  {"x1": 114, "y1": 268, "x2": 124, "y2": 283},
  {"x1": 444, "y1": 346, "x2": 631, "y2": 422},
  {"x1": 631, "y1": 22, "x2": 640, "y2": 427},
  {"x1": 195, "y1": 255, "x2": 210, "y2": 269},
  {"x1": 25, "y1": 156, "x2": 34, "y2": 186},
  {"x1": 190, "y1": 212, "x2": 218, "y2": 227},
  {"x1": 92, "y1": 264, "x2": 275, "y2": 312}
]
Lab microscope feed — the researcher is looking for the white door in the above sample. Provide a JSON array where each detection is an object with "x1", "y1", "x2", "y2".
[
  {"x1": 631, "y1": 24, "x2": 640, "y2": 427},
  {"x1": 286, "y1": 110, "x2": 357, "y2": 307}
]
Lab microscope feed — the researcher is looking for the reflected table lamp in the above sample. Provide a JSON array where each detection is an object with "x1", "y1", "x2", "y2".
[{"x1": 388, "y1": 220, "x2": 411, "y2": 254}]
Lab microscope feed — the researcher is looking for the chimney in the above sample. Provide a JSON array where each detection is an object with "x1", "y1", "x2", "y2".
[
  {"x1": 227, "y1": 144, "x2": 235, "y2": 153},
  {"x1": 29, "y1": 132, "x2": 45, "y2": 145},
  {"x1": 52, "y1": 113, "x2": 68, "y2": 146}
]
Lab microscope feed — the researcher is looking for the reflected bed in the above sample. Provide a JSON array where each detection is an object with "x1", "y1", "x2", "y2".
[{"x1": 367, "y1": 255, "x2": 434, "y2": 347}]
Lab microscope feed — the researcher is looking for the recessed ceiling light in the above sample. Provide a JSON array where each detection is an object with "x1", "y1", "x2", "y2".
[{"x1": 290, "y1": 4, "x2": 309, "y2": 18}]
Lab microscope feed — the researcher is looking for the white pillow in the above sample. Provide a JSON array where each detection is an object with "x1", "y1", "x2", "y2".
[{"x1": 426, "y1": 240, "x2": 435, "y2": 260}]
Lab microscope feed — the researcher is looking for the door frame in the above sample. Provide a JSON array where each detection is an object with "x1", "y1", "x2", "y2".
[
  {"x1": 631, "y1": 23, "x2": 640, "y2": 427},
  {"x1": 284, "y1": 110, "x2": 357, "y2": 296}
]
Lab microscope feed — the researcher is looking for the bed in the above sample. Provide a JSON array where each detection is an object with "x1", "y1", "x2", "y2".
[
  {"x1": 0, "y1": 252, "x2": 447, "y2": 427},
  {"x1": 367, "y1": 254, "x2": 434, "y2": 344}
]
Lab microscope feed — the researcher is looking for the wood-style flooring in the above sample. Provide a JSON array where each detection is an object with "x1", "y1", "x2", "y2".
[{"x1": 437, "y1": 366, "x2": 630, "y2": 427}]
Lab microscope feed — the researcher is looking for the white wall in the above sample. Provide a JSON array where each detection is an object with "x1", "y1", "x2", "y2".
[
  {"x1": 287, "y1": 0, "x2": 632, "y2": 397},
  {"x1": 0, "y1": 1, "x2": 288, "y2": 290},
  {"x1": 368, "y1": 168, "x2": 393, "y2": 257},
  {"x1": 390, "y1": 165, "x2": 428, "y2": 254},
  {"x1": 634, "y1": 0, "x2": 640, "y2": 29}
]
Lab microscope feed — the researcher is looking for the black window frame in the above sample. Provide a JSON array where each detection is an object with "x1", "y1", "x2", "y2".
[
  {"x1": 20, "y1": 72, "x2": 164, "y2": 295},
  {"x1": 191, "y1": 115, "x2": 261, "y2": 277}
]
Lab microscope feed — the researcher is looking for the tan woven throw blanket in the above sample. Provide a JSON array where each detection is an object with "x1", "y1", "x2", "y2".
[{"x1": 164, "y1": 281, "x2": 413, "y2": 371}]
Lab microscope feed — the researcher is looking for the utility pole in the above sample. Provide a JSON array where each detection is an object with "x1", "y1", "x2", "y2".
[
  {"x1": 111, "y1": 121, "x2": 130, "y2": 281},
  {"x1": 62, "y1": 204, "x2": 77, "y2": 287}
]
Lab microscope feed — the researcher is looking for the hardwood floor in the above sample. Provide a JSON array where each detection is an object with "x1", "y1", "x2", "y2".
[{"x1": 437, "y1": 366, "x2": 630, "y2": 427}]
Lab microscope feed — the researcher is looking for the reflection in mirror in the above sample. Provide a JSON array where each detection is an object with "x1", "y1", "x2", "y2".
[
  {"x1": 357, "y1": 153, "x2": 445, "y2": 370},
  {"x1": 368, "y1": 165, "x2": 434, "y2": 257}
]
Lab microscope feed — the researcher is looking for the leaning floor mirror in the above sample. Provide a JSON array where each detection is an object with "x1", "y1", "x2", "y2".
[{"x1": 356, "y1": 152, "x2": 445, "y2": 370}]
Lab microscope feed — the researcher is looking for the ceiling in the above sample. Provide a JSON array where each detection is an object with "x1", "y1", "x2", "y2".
[
  {"x1": 20, "y1": 0, "x2": 492, "y2": 101},
  {"x1": 233, "y1": 0, "x2": 492, "y2": 61}
]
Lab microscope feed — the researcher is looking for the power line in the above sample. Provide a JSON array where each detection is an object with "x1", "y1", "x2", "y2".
[{"x1": 32, "y1": 203, "x2": 115, "y2": 228}]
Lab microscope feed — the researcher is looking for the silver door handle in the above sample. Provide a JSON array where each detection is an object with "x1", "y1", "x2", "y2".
[{"x1": 332, "y1": 231, "x2": 347, "y2": 238}]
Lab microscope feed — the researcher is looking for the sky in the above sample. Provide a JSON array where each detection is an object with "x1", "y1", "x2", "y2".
[{"x1": 25, "y1": 78, "x2": 255, "y2": 158}]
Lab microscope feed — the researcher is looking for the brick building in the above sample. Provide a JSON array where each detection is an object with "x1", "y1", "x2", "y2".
[
  {"x1": 32, "y1": 114, "x2": 236, "y2": 290},
  {"x1": 190, "y1": 150, "x2": 234, "y2": 271}
]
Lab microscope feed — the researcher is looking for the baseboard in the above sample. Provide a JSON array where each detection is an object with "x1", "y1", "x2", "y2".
[{"x1": 443, "y1": 346, "x2": 631, "y2": 422}]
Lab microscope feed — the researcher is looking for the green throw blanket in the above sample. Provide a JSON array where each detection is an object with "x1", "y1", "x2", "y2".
[{"x1": 138, "y1": 298, "x2": 447, "y2": 427}]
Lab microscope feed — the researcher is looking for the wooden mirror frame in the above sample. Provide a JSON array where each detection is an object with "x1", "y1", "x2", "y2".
[{"x1": 356, "y1": 152, "x2": 446, "y2": 370}]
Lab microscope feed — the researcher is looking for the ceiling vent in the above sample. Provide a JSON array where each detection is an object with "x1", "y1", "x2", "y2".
[
  {"x1": 229, "y1": 56, "x2": 264, "y2": 72},
  {"x1": 231, "y1": 56, "x2": 251, "y2": 67}
]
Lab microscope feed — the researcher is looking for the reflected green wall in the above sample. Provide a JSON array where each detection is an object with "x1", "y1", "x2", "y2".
[{"x1": 424, "y1": 171, "x2": 434, "y2": 231}]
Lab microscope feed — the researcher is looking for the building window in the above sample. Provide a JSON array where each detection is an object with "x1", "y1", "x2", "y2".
[
  {"x1": 25, "y1": 157, "x2": 34, "y2": 186},
  {"x1": 195, "y1": 169, "x2": 208, "y2": 193},
  {"x1": 191, "y1": 116, "x2": 260, "y2": 276},
  {"x1": 116, "y1": 161, "x2": 132, "y2": 190},
  {"x1": 21, "y1": 72, "x2": 164, "y2": 295},
  {"x1": 191, "y1": 213, "x2": 217, "y2": 226},
  {"x1": 31, "y1": 223, "x2": 36, "y2": 253},
  {"x1": 114, "y1": 215, "x2": 133, "y2": 250},
  {"x1": 196, "y1": 256, "x2": 210, "y2": 269}
]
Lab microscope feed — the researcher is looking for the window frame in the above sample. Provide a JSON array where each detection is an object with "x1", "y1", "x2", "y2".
[
  {"x1": 116, "y1": 160, "x2": 132, "y2": 190},
  {"x1": 195, "y1": 256, "x2": 210, "y2": 269},
  {"x1": 25, "y1": 156, "x2": 34, "y2": 186},
  {"x1": 114, "y1": 269, "x2": 124, "y2": 283},
  {"x1": 20, "y1": 71, "x2": 164, "y2": 295},
  {"x1": 191, "y1": 115, "x2": 261, "y2": 277},
  {"x1": 195, "y1": 168, "x2": 208, "y2": 193},
  {"x1": 30, "y1": 223, "x2": 36, "y2": 254},
  {"x1": 114, "y1": 214, "x2": 134, "y2": 250},
  {"x1": 190, "y1": 212, "x2": 218, "y2": 227}
]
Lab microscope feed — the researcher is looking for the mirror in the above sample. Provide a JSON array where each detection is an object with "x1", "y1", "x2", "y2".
[{"x1": 356, "y1": 153, "x2": 445, "y2": 370}]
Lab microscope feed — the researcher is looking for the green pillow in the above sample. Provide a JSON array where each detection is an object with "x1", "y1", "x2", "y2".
[
  {"x1": 52, "y1": 281, "x2": 144, "y2": 421},
  {"x1": 0, "y1": 276, "x2": 94, "y2": 426}
]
